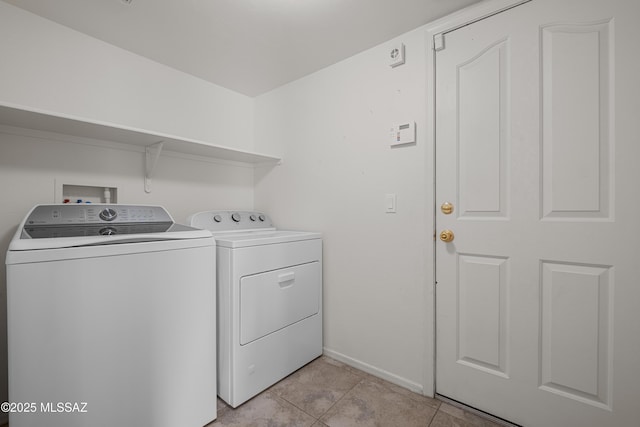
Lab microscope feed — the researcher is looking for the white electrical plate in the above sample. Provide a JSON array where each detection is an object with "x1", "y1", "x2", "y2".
[
  {"x1": 385, "y1": 194, "x2": 397, "y2": 213},
  {"x1": 389, "y1": 121, "x2": 416, "y2": 146},
  {"x1": 389, "y1": 43, "x2": 405, "y2": 67}
]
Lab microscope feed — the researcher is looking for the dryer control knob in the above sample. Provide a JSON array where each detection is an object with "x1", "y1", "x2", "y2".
[
  {"x1": 213, "y1": 215, "x2": 222, "y2": 223},
  {"x1": 231, "y1": 212, "x2": 241, "y2": 222},
  {"x1": 258, "y1": 214, "x2": 266, "y2": 222},
  {"x1": 249, "y1": 214, "x2": 257, "y2": 221},
  {"x1": 99, "y1": 208, "x2": 118, "y2": 221}
]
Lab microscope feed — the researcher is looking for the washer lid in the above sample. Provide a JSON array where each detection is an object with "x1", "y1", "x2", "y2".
[{"x1": 212, "y1": 230, "x2": 321, "y2": 248}]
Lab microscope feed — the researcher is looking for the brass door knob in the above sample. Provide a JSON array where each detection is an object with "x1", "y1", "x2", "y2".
[
  {"x1": 441, "y1": 202, "x2": 454, "y2": 215},
  {"x1": 439, "y1": 229, "x2": 454, "y2": 242}
]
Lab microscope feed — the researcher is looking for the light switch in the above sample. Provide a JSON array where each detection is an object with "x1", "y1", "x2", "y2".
[{"x1": 385, "y1": 194, "x2": 396, "y2": 213}]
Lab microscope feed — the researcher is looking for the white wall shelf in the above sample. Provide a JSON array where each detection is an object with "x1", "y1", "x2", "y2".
[
  {"x1": 0, "y1": 103, "x2": 281, "y2": 193},
  {"x1": 0, "y1": 103, "x2": 281, "y2": 162}
]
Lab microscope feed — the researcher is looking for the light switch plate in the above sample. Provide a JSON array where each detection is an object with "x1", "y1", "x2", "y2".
[{"x1": 385, "y1": 194, "x2": 397, "y2": 213}]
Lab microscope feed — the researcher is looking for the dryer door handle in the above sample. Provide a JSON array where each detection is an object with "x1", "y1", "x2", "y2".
[{"x1": 278, "y1": 272, "x2": 295, "y2": 288}]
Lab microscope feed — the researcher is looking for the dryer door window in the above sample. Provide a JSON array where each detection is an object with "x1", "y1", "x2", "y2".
[{"x1": 240, "y1": 261, "x2": 320, "y2": 345}]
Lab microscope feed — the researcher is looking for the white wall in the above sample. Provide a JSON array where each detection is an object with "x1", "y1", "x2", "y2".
[
  {"x1": 254, "y1": 26, "x2": 433, "y2": 393},
  {"x1": 0, "y1": 1, "x2": 255, "y2": 152}
]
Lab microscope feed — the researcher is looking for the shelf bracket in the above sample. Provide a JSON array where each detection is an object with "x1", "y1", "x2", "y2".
[{"x1": 144, "y1": 141, "x2": 164, "y2": 193}]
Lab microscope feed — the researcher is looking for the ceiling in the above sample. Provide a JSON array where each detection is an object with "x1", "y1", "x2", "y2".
[{"x1": 3, "y1": 0, "x2": 481, "y2": 96}]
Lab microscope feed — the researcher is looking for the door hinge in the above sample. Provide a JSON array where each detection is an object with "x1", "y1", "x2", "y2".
[{"x1": 434, "y1": 33, "x2": 445, "y2": 52}]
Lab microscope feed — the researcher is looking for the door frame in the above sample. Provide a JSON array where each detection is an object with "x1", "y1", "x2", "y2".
[{"x1": 421, "y1": 0, "x2": 531, "y2": 398}]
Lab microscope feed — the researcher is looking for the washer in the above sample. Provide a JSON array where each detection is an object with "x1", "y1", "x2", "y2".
[
  {"x1": 6, "y1": 204, "x2": 217, "y2": 427},
  {"x1": 189, "y1": 210, "x2": 322, "y2": 408}
]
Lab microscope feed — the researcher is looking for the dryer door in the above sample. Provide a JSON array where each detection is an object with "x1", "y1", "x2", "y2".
[{"x1": 240, "y1": 261, "x2": 321, "y2": 345}]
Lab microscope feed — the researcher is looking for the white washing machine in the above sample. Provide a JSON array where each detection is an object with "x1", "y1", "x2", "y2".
[
  {"x1": 6, "y1": 204, "x2": 217, "y2": 427},
  {"x1": 189, "y1": 211, "x2": 322, "y2": 408}
]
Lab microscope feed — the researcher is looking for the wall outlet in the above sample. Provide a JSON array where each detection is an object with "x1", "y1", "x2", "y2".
[{"x1": 389, "y1": 43, "x2": 405, "y2": 67}]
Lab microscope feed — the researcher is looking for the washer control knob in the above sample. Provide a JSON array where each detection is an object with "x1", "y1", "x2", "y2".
[
  {"x1": 258, "y1": 214, "x2": 266, "y2": 222},
  {"x1": 99, "y1": 208, "x2": 118, "y2": 221},
  {"x1": 249, "y1": 214, "x2": 257, "y2": 221},
  {"x1": 213, "y1": 215, "x2": 222, "y2": 223},
  {"x1": 231, "y1": 212, "x2": 241, "y2": 222},
  {"x1": 99, "y1": 227, "x2": 117, "y2": 236}
]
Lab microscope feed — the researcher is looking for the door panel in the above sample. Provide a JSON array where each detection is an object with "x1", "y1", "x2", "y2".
[
  {"x1": 540, "y1": 20, "x2": 613, "y2": 219},
  {"x1": 458, "y1": 39, "x2": 509, "y2": 219},
  {"x1": 539, "y1": 261, "x2": 612, "y2": 409},
  {"x1": 435, "y1": 0, "x2": 640, "y2": 425},
  {"x1": 457, "y1": 254, "x2": 509, "y2": 377}
]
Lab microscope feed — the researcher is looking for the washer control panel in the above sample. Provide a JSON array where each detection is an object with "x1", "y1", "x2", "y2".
[
  {"x1": 24, "y1": 204, "x2": 173, "y2": 226},
  {"x1": 189, "y1": 211, "x2": 273, "y2": 232},
  {"x1": 20, "y1": 204, "x2": 178, "y2": 239}
]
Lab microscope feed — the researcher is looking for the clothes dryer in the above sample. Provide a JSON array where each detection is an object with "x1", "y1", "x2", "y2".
[{"x1": 189, "y1": 211, "x2": 322, "y2": 407}]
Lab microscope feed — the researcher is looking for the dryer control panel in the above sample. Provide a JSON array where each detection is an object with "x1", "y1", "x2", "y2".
[{"x1": 189, "y1": 211, "x2": 274, "y2": 232}]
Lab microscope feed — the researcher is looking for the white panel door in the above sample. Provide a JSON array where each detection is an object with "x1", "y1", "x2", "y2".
[{"x1": 435, "y1": 0, "x2": 640, "y2": 426}]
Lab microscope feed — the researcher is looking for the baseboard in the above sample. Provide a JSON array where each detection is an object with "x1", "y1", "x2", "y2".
[{"x1": 323, "y1": 347, "x2": 424, "y2": 395}]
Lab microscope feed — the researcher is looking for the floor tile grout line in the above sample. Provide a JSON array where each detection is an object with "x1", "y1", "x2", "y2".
[
  {"x1": 315, "y1": 375, "x2": 367, "y2": 425},
  {"x1": 427, "y1": 406, "x2": 441, "y2": 427},
  {"x1": 429, "y1": 398, "x2": 443, "y2": 426},
  {"x1": 270, "y1": 389, "x2": 321, "y2": 424},
  {"x1": 275, "y1": 368, "x2": 369, "y2": 424},
  {"x1": 329, "y1": 374, "x2": 366, "y2": 409}
]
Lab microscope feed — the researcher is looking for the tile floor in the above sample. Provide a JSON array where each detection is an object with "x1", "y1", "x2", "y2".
[
  {"x1": 0, "y1": 356, "x2": 504, "y2": 427},
  {"x1": 209, "y1": 356, "x2": 504, "y2": 427}
]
